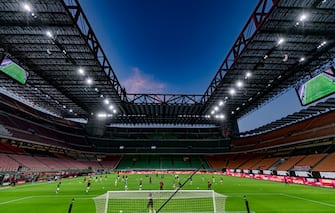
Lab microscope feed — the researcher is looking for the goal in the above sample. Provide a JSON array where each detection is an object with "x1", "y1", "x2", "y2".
[{"x1": 94, "y1": 190, "x2": 226, "y2": 213}]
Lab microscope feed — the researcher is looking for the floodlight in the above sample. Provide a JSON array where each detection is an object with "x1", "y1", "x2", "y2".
[
  {"x1": 23, "y1": 3, "x2": 31, "y2": 12},
  {"x1": 104, "y1": 99, "x2": 109, "y2": 105},
  {"x1": 46, "y1": 31, "x2": 53, "y2": 38},
  {"x1": 236, "y1": 80, "x2": 243, "y2": 88},
  {"x1": 86, "y1": 78, "x2": 93, "y2": 85},
  {"x1": 299, "y1": 14, "x2": 307, "y2": 22},
  {"x1": 78, "y1": 68, "x2": 85, "y2": 75},
  {"x1": 299, "y1": 57, "x2": 305, "y2": 62},
  {"x1": 277, "y1": 38, "x2": 284, "y2": 45},
  {"x1": 229, "y1": 88, "x2": 236, "y2": 95},
  {"x1": 219, "y1": 101, "x2": 224, "y2": 106},
  {"x1": 109, "y1": 105, "x2": 114, "y2": 110}
]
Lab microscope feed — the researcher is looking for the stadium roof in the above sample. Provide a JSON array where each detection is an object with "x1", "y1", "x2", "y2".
[{"x1": 0, "y1": 0, "x2": 334, "y2": 127}]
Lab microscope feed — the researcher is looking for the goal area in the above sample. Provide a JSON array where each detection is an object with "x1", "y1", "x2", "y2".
[{"x1": 94, "y1": 190, "x2": 226, "y2": 213}]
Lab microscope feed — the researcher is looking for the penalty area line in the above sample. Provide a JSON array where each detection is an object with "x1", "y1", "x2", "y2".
[
  {"x1": 0, "y1": 196, "x2": 33, "y2": 205},
  {"x1": 281, "y1": 193, "x2": 335, "y2": 208}
]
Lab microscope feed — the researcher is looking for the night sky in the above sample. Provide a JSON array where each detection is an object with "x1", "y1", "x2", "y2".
[{"x1": 79, "y1": 0, "x2": 308, "y2": 132}]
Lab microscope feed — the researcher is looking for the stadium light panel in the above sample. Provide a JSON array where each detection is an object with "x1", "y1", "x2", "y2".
[
  {"x1": 23, "y1": 3, "x2": 31, "y2": 12},
  {"x1": 299, "y1": 14, "x2": 307, "y2": 22},
  {"x1": 104, "y1": 99, "x2": 109, "y2": 105},
  {"x1": 236, "y1": 80, "x2": 243, "y2": 88},
  {"x1": 277, "y1": 38, "x2": 285, "y2": 45},
  {"x1": 219, "y1": 101, "x2": 224, "y2": 106},
  {"x1": 317, "y1": 41, "x2": 327, "y2": 49},
  {"x1": 113, "y1": 109, "x2": 117, "y2": 114},
  {"x1": 245, "y1": 72, "x2": 252, "y2": 79},
  {"x1": 109, "y1": 105, "x2": 114, "y2": 110},
  {"x1": 69, "y1": 109, "x2": 73, "y2": 113},
  {"x1": 299, "y1": 57, "x2": 305, "y2": 62},
  {"x1": 78, "y1": 68, "x2": 85, "y2": 75},
  {"x1": 63, "y1": 105, "x2": 66, "y2": 109},
  {"x1": 229, "y1": 88, "x2": 236, "y2": 95},
  {"x1": 214, "y1": 106, "x2": 219, "y2": 111},
  {"x1": 94, "y1": 88, "x2": 99, "y2": 92},
  {"x1": 100, "y1": 94, "x2": 104, "y2": 98},
  {"x1": 86, "y1": 78, "x2": 93, "y2": 85},
  {"x1": 210, "y1": 110, "x2": 215, "y2": 115},
  {"x1": 231, "y1": 111, "x2": 235, "y2": 114},
  {"x1": 46, "y1": 31, "x2": 53, "y2": 38}
]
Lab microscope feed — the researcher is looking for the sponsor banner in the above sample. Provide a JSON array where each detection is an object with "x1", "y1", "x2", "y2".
[
  {"x1": 17, "y1": 180, "x2": 26, "y2": 184},
  {"x1": 263, "y1": 170, "x2": 272, "y2": 175},
  {"x1": 320, "y1": 172, "x2": 335, "y2": 179},
  {"x1": 252, "y1": 170, "x2": 260, "y2": 174},
  {"x1": 277, "y1": 170, "x2": 288, "y2": 176},
  {"x1": 226, "y1": 172, "x2": 335, "y2": 189},
  {"x1": 295, "y1": 171, "x2": 312, "y2": 177},
  {"x1": 243, "y1": 169, "x2": 249, "y2": 173}
]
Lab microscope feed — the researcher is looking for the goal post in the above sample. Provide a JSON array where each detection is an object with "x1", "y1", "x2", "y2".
[{"x1": 94, "y1": 190, "x2": 226, "y2": 213}]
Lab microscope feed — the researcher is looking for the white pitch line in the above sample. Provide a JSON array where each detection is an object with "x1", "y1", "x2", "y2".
[
  {"x1": 0, "y1": 196, "x2": 33, "y2": 205},
  {"x1": 281, "y1": 193, "x2": 335, "y2": 208},
  {"x1": 0, "y1": 195, "x2": 94, "y2": 205}
]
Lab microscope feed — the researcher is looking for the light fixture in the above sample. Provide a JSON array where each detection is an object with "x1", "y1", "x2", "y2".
[
  {"x1": 113, "y1": 109, "x2": 117, "y2": 114},
  {"x1": 263, "y1": 55, "x2": 268, "y2": 60},
  {"x1": 86, "y1": 78, "x2": 93, "y2": 85},
  {"x1": 214, "y1": 106, "x2": 219, "y2": 111},
  {"x1": 94, "y1": 88, "x2": 99, "y2": 92},
  {"x1": 46, "y1": 31, "x2": 53, "y2": 38},
  {"x1": 245, "y1": 72, "x2": 252, "y2": 79},
  {"x1": 119, "y1": 146, "x2": 124, "y2": 150},
  {"x1": 109, "y1": 105, "x2": 114, "y2": 110},
  {"x1": 299, "y1": 14, "x2": 307, "y2": 22},
  {"x1": 78, "y1": 68, "x2": 85, "y2": 75},
  {"x1": 219, "y1": 101, "x2": 224, "y2": 106},
  {"x1": 104, "y1": 99, "x2": 109, "y2": 105},
  {"x1": 299, "y1": 57, "x2": 305, "y2": 62},
  {"x1": 236, "y1": 80, "x2": 243, "y2": 88},
  {"x1": 97, "y1": 113, "x2": 107, "y2": 118},
  {"x1": 63, "y1": 105, "x2": 66, "y2": 109},
  {"x1": 69, "y1": 109, "x2": 73, "y2": 113},
  {"x1": 229, "y1": 88, "x2": 236, "y2": 95},
  {"x1": 317, "y1": 41, "x2": 327, "y2": 49},
  {"x1": 211, "y1": 110, "x2": 215, "y2": 115},
  {"x1": 151, "y1": 146, "x2": 156, "y2": 150},
  {"x1": 277, "y1": 38, "x2": 285, "y2": 45},
  {"x1": 231, "y1": 111, "x2": 235, "y2": 114},
  {"x1": 100, "y1": 94, "x2": 104, "y2": 98},
  {"x1": 23, "y1": 3, "x2": 31, "y2": 12}
]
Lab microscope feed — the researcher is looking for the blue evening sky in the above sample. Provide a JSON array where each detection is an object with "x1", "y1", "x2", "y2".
[{"x1": 79, "y1": 0, "x2": 308, "y2": 132}]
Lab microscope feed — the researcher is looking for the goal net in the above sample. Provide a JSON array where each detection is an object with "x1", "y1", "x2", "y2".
[{"x1": 94, "y1": 190, "x2": 226, "y2": 213}]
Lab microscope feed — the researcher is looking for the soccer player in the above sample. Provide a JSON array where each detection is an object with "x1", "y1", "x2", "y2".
[
  {"x1": 149, "y1": 176, "x2": 152, "y2": 184},
  {"x1": 147, "y1": 193, "x2": 154, "y2": 213},
  {"x1": 86, "y1": 179, "x2": 91, "y2": 192},
  {"x1": 56, "y1": 181, "x2": 61, "y2": 194},
  {"x1": 207, "y1": 180, "x2": 212, "y2": 190},
  {"x1": 159, "y1": 181, "x2": 164, "y2": 190},
  {"x1": 139, "y1": 178, "x2": 143, "y2": 190}
]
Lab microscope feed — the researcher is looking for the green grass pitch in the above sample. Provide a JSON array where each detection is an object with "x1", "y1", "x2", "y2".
[
  {"x1": 0, "y1": 63, "x2": 27, "y2": 84},
  {"x1": 0, "y1": 173, "x2": 334, "y2": 212},
  {"x1": 303, "y1": 74, "x2": 335, "y2": 105}
]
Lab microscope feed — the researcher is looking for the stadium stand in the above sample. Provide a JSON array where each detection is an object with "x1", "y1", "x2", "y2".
[{"x1": 313, "y1": 153, "x2": 335, "y2": 172}]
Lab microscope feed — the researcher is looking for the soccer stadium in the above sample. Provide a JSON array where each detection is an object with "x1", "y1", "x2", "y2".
[{"x1": 0, "y1": 0, "x2": 335, "y2": 212}]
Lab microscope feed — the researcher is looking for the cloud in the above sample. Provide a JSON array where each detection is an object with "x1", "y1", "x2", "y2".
[{"x1": 123, "y1": 67, "x2": 167, "y2": 93}]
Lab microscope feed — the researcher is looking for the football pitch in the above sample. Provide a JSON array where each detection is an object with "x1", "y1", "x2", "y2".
[
  {"x1": 0, "y1": 173, "x2": 335, "y2": 213},
  {"x1": 303, "y1": 73, "x2": 335, "y2": 105}
]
